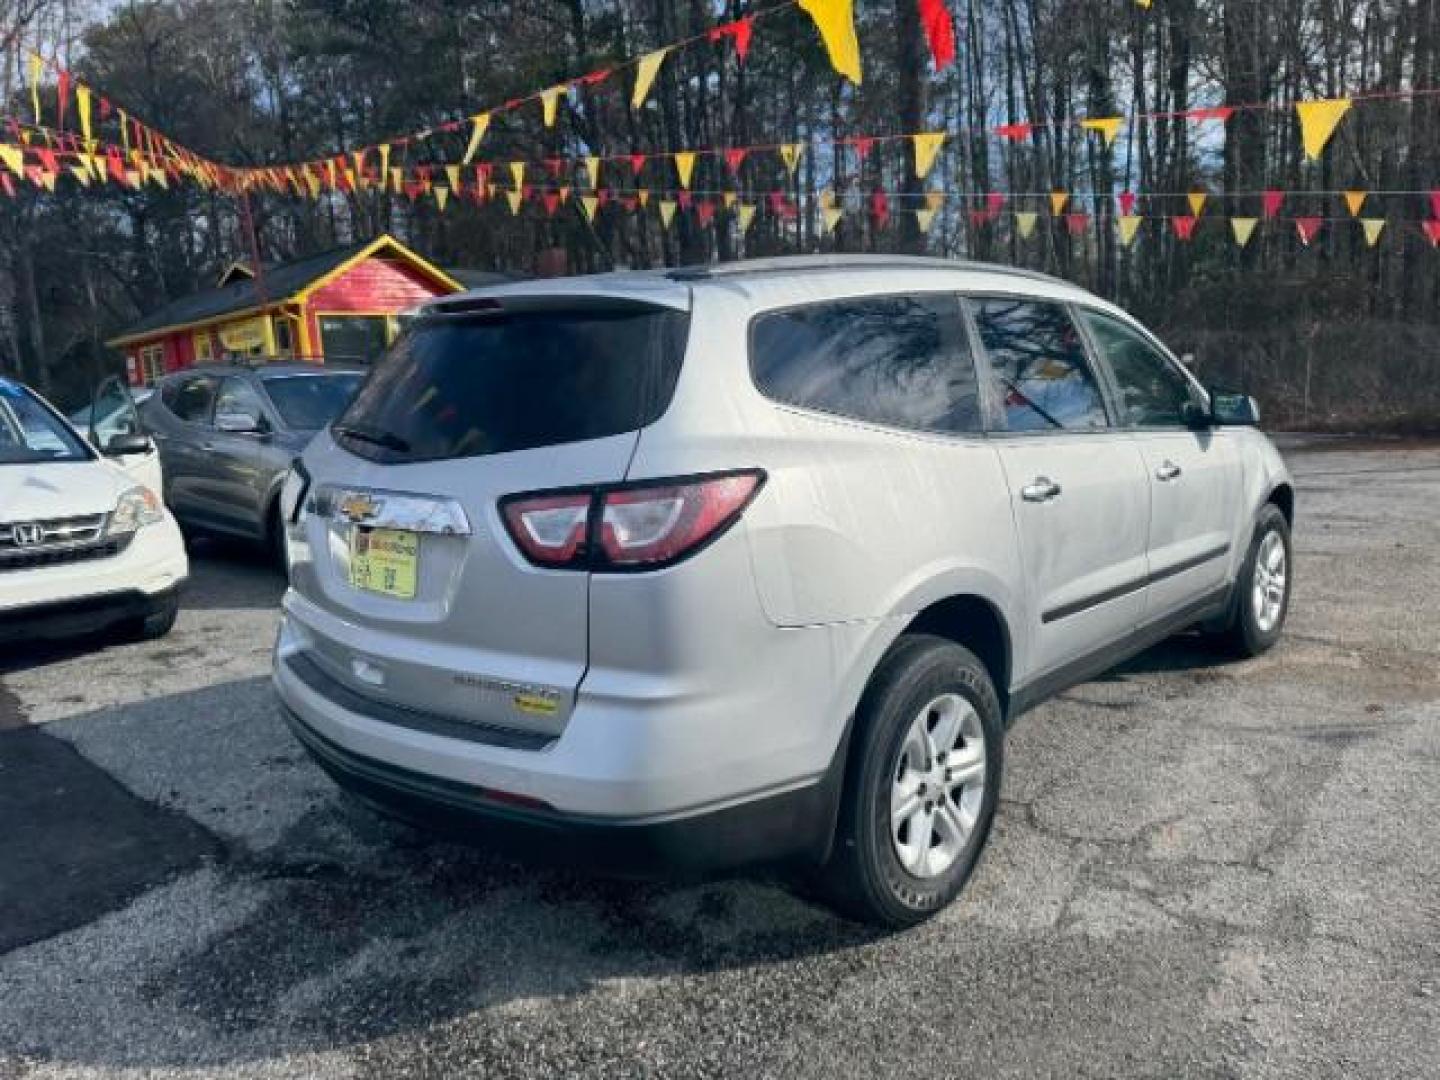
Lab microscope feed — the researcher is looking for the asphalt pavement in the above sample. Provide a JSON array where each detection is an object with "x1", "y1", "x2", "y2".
[{"x1": 0, "y1": 440, "x2": 1436, "y2": 1079}]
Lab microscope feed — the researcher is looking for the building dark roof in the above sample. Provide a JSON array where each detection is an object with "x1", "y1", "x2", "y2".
[{"x1": 113, "y1": 242, "x2": 374, "y2": 343}]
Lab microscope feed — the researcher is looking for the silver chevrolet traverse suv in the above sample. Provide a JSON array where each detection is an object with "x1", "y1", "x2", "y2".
[{"x1": 274, "y1": 256, "x2": 1293, "y2": 928}]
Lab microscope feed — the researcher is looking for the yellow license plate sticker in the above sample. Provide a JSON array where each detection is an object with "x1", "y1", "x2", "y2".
[{"x1": 348, "y1": 528, "x2": 419, "y2": 599}]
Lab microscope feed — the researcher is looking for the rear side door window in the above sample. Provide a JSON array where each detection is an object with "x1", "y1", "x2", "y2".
[
  {"x1": 1077, "y1": 310, "x2": 1197, "y2": 427},
  {"x1": 968, "y1": 298, "x2": 1110, "y2": 432},
  {"x1": 167, "y1": 375, "x2": 220, "y2": 425},
  {"x1": 750, "y1": 293, "x2": 982, "y2": 434}
]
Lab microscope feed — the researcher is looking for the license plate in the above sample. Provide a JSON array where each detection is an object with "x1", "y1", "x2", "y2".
[{"x1": 348, "y1": 527, "x2": 419, "y2": 599}]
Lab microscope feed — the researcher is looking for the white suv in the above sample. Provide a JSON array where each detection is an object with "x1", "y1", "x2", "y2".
[
  {"x1": 273, "y1": 256, "x2": 1293, "y2": 927},
  {"x1": 1, "y1": 376, "x2": 187, "y2": 645}
]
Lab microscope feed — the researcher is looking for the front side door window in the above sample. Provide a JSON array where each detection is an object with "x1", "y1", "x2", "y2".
[{"x1": 1077, "y1": 311, "x2": 1196, "y2": 427}]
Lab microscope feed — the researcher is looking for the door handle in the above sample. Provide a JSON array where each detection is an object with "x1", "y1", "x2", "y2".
[
  {"x1": 1155, "y1": 460, "x2": 1183, "y2": 481},
  {"x1": 1021, "y1": 476, "x2": 1062, "y2": 502}
]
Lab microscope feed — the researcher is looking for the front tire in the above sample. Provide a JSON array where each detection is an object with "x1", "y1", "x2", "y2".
[
  {"x1": 1213, "y1": 504, "x2": 1292, "y2": 657},
  {"x1": 818, "y1": 634, "x2": 1004, "y2": 929},
  {"x1": 119, "y1": 592, "x2": 179, "y2": 642}
]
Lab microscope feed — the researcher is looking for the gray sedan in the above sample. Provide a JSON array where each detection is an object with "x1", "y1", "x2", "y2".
[{"x1": 141, "y1": 363, "x2": 363, "y2": 557}]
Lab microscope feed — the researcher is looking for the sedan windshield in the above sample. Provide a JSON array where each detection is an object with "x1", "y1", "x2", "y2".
[
  {"x1": 0, "y1": 381, "x2": 90, "y2": 464},
  {"x1": 261, "y1": 373, "x2": 363, "y2": 431}
]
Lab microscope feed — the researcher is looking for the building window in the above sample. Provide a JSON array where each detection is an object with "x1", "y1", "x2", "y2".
[
  {"x1": 138, "y1": 344, "x2": 165, "y2": 385},
  {"x1": 273, "y1": 318, "x2": 293, "y2": 356},
  {"x1": 318, "y1": 314, "x2": 389, "y2": 364}
]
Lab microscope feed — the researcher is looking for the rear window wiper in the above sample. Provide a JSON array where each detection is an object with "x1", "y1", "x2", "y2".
[{"x1": 332, "y1": 422, "x2": 411, "y2": 453}]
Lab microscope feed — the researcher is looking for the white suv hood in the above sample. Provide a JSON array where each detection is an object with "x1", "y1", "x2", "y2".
[{"x1": 0, "y1": 460, "x2": 126, "y2": 520}]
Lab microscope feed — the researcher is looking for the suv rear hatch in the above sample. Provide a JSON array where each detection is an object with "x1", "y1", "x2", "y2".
[{"x1": 288, "y1": 292, "x2": 690, "y2": 740}]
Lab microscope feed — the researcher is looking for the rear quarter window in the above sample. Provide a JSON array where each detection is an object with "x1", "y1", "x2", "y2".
[
  {"x1": 333, "y1": 303, "x2": 689, "y2": 463},
  {"x1": 749, "y1": 293, "x2": 982, "y2": 435}
]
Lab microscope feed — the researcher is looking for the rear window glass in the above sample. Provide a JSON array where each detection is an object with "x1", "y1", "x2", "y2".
[
  {"x1": 333, "y1": 304, "x2": 689, "y2": 463},
  {"x1": 750, "y1": 294, "x2": 982, "y2": 434}
]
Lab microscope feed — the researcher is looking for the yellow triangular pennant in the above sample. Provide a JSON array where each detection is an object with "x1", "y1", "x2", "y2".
[
  {"x1": 1049, "y1": 191, "x2": 1069, "y2": 216},
  {"x1": 76, "y1": 84, "x2": 93, "y2": 145},
  {"x1": 70, "y1": 165, "x2": 91, "y2": 187},
  {"x1": 659, "y1": 200, "x2": 677, "y2": 228},
  {"x1": 509, "y1": 161, "x2": 525, "y2": 189},
  {"x1": 1014, "y1": 211, "x2": 1039, "y2": 238},
  {"x1": 1188, "y1": 191, "x2": 1207, "y2": 217},
  {"x1": 778, "y1": 143, "x2": 804, "y2": 175},
  {"x1": 674, "y1": 151, "x2": 697, "y2": 189},
  {"x1": 632, "y1": 48, "x2": 670, "y2": 109},
  {"x1": 435, "y1": 187, "x2": 450, "y2": 211},
  {"x1": 539, "y1": 86, "x2": 565, "y2": 128},
  {"x1": 1081, "y1": 116, "x2": 1123, "y2": 147},
  {"x1": 823, "y1": 207, "x2": 843, "y2": 233},
  {"x1": 925, "y1": 191, "x2": 945, "y2": 212},
  {"x1": 39, "y1": 170, "x2": 57, "y2": 192},
  {"x1": 579, "y1": 195, "x2": 599, "y2": 220},
  {"x1": 462, "y1": 114, "x2": 490, "y2": 164},
  {"x1": 584, "y1": 156, "x2": 601, "y2": 187},
  {"x1": 389, "y1": 167, "x2": 403, "y2": 193},
  {"x1": 379, "y1": 143, "x2": 391, "y2": 180},
  {"x1": 506, "y1": 189, "x2": 523, "y2": 215},
  {"x1": 819, "y1": 188, "x2": 835, "y2": 210},
  {"x1": 0, "y1": 145, "x2": 23, "y2": 177},
  {"x1": 1343, "y1": 190, "x2": 1367, "y2": 217},
  {"x1": 737, "y1": 204, "x2": 757, "y2": 233},
  {"x1": 1231, "y1": 217, "x2": 1259, "y2": 247},
  {"x1": 1296, "y1": 98, "x2": 1351, "y2": 161},
  {"x1": 914, "y1": 208, "x2": 937, "y2": 233},
  {"x1": 911, "y1": 132, "x2": 946, "y2": 179},
  {"x1": 28, "y1": 53, "x2": 43, "y2": 123},
  {"x1": 798, "y1": 0, "x2": 863, "y2": 84},
  {"x1": 1118, "y1": 215, "x2": 1143, "y2": 246},
  {"x1": 722, "y1": 191, "x2": 737, "y2": 209},
  {"x1": 445, "y1": 165, "x2": 461, "y2": 192},
  {"x1": 637, "y1": 188, "x2": 650, "y2": 208},
  {"x1": 1361, "y1": 217, "x2": 1385, "y2": 247}
]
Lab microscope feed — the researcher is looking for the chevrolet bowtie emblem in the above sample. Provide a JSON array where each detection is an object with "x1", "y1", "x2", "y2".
[{"x1": 338, "y1": 493, "x2": 381, "y2": 523}]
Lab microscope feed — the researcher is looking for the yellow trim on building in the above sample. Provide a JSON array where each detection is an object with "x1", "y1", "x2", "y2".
[{"x1": 291, "y1": 236, "x2": 463, "y2": 303}]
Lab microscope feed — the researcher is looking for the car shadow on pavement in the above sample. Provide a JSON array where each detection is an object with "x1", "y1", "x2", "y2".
[
  {"x1": 0, "y1": 674, "x2": 880, "y2": 1069},
  {"x1": 179, "y1": 538, "x2": 288, "y2": 611}
]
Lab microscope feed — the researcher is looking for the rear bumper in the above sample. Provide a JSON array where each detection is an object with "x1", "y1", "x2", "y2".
[
  {"x1": 0, "y1": 584, "x2": 182, "y2": 643},
  {"x1": 279, "y1": 694, "x2": 843, "y2": 876}
]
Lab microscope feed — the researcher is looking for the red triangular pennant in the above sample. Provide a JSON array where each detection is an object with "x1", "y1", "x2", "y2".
[
  {"x1": 1171, "y1": 215, "x2": 1198, "y2": 241},
  {"x1": 628, "y1": 153, "x2": 646, "y2": 176},
  {"x1": 709, "y1": 16, "x2": 755, "y2": 62},
  {"x1": 1262, "y1": 190, "x2": 1284, "y2": 218},
  {"x1": 724, "y1": 148, "x2": 748, "y2": 174},
  {"x1": 1118, "y1": 191, "x2": 1137, "y2": 216},
  {"x1": 1295, "y1": 217, "x2": 1323, "y2": 246},
  {"x1": 1422, "y1": 220, "x2": 1440, "y2": 247},
  {"x1": 871, "y1": 189, "x2": 890, "y2": 228},
  {"x1": 995, "y1": 122, "x2": 1033, "y2": 142},
  {"x1": 1064, "y1": 212, "x2": 1090, "y2": 235},
  {"x1": 918, "y1": 0, "x2": 957, "y2": 72}
]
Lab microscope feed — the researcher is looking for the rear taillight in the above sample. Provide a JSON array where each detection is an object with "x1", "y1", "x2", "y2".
[{"x1": 500, "y1": 470, "x2": 764, "y2": 571}]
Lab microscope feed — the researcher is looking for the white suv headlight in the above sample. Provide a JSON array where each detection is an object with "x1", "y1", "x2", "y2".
[{"x1": 111, "y1": 485, "x2": 165, "y2": 534}]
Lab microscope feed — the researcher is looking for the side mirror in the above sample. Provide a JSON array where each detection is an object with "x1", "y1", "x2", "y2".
[
  {"x1": 1180, "y1": 399, "x2": 1211, "y2": 429},
  {"x1": 104, "y1": 433, "x2": 153, "y2": 457},
  {"x1": 1208, "y1": 388, "x2": 1261, "y2": 426},
  {"x1": 215, "y1": 411, "x2": 264, "y2": 434}
]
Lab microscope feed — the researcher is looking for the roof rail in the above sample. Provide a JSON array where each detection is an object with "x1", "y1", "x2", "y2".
[{"x1": 664, "y1": 254, "x2": 1073, "y2": 288}]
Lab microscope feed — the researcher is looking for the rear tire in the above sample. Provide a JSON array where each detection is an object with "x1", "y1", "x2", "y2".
[
  {"x1": 119, "y1": 592, "x2": 179, "y2": 642},
  {"x1": 1211, "y1": 504, "x2": 1292, "y2": 657},
  {"x1": 817, "y1": 634, "x2": 1003, "y2": 929},
  {"x1": 267, "y1": 503, "x2": 288, "y2": 571}
]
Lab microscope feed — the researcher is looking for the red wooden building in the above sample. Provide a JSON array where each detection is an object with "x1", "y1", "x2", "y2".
[{"x1": 108, "y1": 234, "x2": 462, "y2": 385}]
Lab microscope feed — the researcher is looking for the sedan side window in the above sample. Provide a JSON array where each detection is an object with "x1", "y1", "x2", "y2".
[
  {"x1": 169, "y1": 375, "x2": 220, "y2": 425},
  {"x1": 214, "y1": 377, "x2": 267, "y2": 428},
  {"x1": 969, "y1": 298, "x2": 1109, "y2": 432},
  {"x1": 1079, "y1": 310, "x2": 1196, "y2": 428}
]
